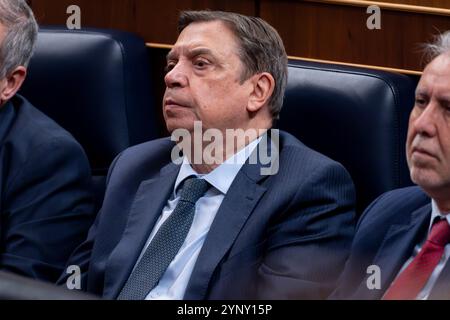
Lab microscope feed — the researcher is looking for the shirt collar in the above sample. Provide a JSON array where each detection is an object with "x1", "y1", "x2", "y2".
[
  {"x1": 173, "y1": 136, "x2": 261, "y2": 197},
  {"x1": 429, "y1": 199, "x2": 450, "y2": 232}
]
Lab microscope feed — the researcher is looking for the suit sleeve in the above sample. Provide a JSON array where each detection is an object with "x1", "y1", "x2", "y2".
[
  {"x1": 328, "y1": 191, "x2": 395, "y2": 300},
  {"x1": 56, "y1": 151, "x2": 123, "y2": 292},
  {"x1": 255, "y1": 161, "x2": 356, "y2": 299},
  {"x1": 0, "y1": 136, "x2": 95, "y2": 283}
]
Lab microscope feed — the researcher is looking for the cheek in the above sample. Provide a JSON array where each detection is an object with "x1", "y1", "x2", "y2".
[
  {"x1": 407, "y1": 112, "x2": 418, "y2": 136},
  {"x1": 406, "y1": 113, "x2": 420, "y2": 152},
  {"x1": 195, "y1": 83, "x2": 232, "y2": 112},
  {"x1": 441, "y1": 135, "x2": 450, "y2": 168},
  {"x1": 205, "y1": 82, "x2": 231, "y2": 101},
  {"x1": 192, "y1": 78, "x2": 248, "y2": 125},
  {"x1": 406, "y1": 131, "x2": 416, "y2": 163}
]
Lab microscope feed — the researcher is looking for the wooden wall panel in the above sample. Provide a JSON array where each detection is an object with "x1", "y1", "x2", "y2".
[
  {"x1": 261, "y1": 0, "x2": 450, "y2": 71},
  {"x1": 30, "y1": 0, "x2": 255, "y2": 44},
  {"x1": 29, "y1": 0, "x2": 450, "y2": 72},
  {"x1": 360, "y1": 0, "x2": 450, "y2": 8}
]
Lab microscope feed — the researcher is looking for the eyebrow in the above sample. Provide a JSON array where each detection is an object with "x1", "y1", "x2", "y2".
[
  {"x1": 166, "y1": 50, "x2": 177, "y2": 61},
  {"x1": 188, "y1": 48, "x2": 214, "y2": 58},
  {"x1": 415, "y1": 90, "x2": 450, "y2": 104},
  {"x1": 166, "y1": 47, "x2": 214, "y2": 61},
  {"x1": 438, "y1": 96, "x2": 450, "y2": 104},
  {"x1": 415, "y1": 89, "x2": 428, "y2": 97}
]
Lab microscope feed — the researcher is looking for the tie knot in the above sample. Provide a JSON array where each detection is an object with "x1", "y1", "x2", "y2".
[
  {"x1": 429, "y1": 219, "x2": 450, "y2": 247},
  {"x1": 179, "y1": 177, "x2": 209, "y2": 203}
]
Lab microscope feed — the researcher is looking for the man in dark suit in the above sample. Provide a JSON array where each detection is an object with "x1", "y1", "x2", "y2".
[
  {"x1": 332, "y1": 31, "x2": 450, "y2": 300},
  {"x1": 0, "y1": 0, "x2": 94, "y2": 282},
  {"x1": 64, "y1": 10, "x2": 356, "y2": 300}
]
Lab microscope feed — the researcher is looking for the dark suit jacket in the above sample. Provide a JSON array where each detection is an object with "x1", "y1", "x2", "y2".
[
  {"x1": 64, "y1": 130, "x2": 356, "y2": 299},
  {"x1": 0, "y1": 95, "x2": 94, "y2": 282},
  {"x1": 332, "y1": 186, "x2": 450, "y2": 300}
]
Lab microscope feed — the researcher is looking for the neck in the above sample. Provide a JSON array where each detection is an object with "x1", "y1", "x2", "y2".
[
  {"x1": 183, "y1": 128, "x2": 267, "y2": 174},
  {"x1": 191, "y1": 162, "x2": 216, "y2": 174},
  {"x1": 434, "y1": 199, "x2": 450, "y2": 214}
]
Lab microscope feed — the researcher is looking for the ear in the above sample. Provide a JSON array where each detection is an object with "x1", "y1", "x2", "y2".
[
  {"x1": 247, "y1": 72, "x2": 275, "y2": 113},
  {"x1": 0, "y1": 66, "x2": 26, "y2": 106}
]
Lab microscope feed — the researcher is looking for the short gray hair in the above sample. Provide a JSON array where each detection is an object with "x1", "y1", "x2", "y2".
[
  {"x1": 178, "y1": 10, "x2": 288, "y2": 120},
  {"x1": 423, "y1": 30, "x2": 450, "y2": 63},
  {"x1": 0, "y1": 0, "x2": 38, "y2": 79}
]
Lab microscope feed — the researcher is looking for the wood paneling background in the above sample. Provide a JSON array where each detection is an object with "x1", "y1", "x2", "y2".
[
  {"x1": 261, "y1": 0, "x2": 450, "y2": 71},
  {"x1": 29, "y1": 0, "x2": 255, "y2": 44},
  {"x1": 361, "y1": 0, "x2": 450, "y2": 8},
  {"x1": 28, "y1": 0, "x2": 450, "y2": 71}
]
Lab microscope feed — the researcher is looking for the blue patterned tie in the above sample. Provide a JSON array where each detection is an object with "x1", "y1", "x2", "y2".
[{"x1": 117, "y1": 177, "x2": 209, "y2": 300}]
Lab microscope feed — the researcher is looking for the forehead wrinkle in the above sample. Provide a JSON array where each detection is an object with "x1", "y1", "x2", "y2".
[
  {"x1": 420, "y1": 74, "x2": 450, "y2": 98},
  {"x1": 173, "y1": 22, "x2": 241, "y2": 60}
]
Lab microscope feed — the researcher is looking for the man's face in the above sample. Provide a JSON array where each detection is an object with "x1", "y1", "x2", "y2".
[
  {"x1": 406, "y1": 54, "x2": 450, "y2": 198},
  {"x1": 163, "y1": 20, "x2": 253, "y2": 134}
]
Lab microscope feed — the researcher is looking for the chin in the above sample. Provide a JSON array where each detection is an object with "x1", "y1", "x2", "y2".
[
  {"x1": 165, "y1": 119, "x2": 195, "y2": 134},
  {"x1": 411, "y1": 168, "x2": 443, "y2": 190}
]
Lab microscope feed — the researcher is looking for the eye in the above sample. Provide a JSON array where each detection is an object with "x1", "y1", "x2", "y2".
[
  {"x1": 415, "y1": 97, "x2": 427, "y2": 108},
  {"x1": 164, "y1": 61, "x2": 176, "y2": 74},
  {"x1": 193, "y1": 58, "x2": 209, "y2": 69}
]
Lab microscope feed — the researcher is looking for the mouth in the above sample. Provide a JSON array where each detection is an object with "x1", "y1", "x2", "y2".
[
  {"x1": 164, "y1": 98, "x2": 188, "y2": 109},
  {"x1": 411, "y1": 146, "x2": 436, "y2": 159}
]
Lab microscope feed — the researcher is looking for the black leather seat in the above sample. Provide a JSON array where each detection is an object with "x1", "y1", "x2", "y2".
[
  {"x1": 279, "y1": 59, "x2": 418, "y2": 214},
  {"x1": 20, "y1": 27, "x2": 159, "y2": 209}
]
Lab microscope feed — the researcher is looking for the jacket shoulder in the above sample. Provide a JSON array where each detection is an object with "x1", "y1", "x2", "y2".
[
  {"x1": 277, "y1": 130, "x2": 352, "y2": 180},
  {"x1": 358, "y1": 186, "x2": 429, "y2": 228},
  {"x1": 5, "y1": 95, "x2": 89, "y2": 169},
  {"x1": 115, "y1": 137, "x2": 175, "y2": 168},
  {"x1": 104, "y1": 136, "x2": 175, "y2": 187},
  {"x1": 11, "y1": 95, "x2": 80, "y2": 145}
]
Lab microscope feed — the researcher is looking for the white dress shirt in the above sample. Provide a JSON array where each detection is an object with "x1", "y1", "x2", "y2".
[
  {"x1": 389, "y1": 200, "x2": 450, "y2": 300},
  {"x1": 132, "y1": 137, "x2": 261, "y2": 300}
]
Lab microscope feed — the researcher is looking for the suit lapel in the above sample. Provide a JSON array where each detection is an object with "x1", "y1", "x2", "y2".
[
  {"x1": 103, "y1": 162, "x2": 179, "y2": 299},
  {"x1": 104, "y1": 131, "x2": 278, "y2": 299},
  {"x1": 183, "y1": 169, "x2": 267, "y2": 299},
  {"x1": 355, "y1": 204, "x2": 431, "y2": 299},
  {"x1": 184, "y1": 132, "x2": 277, "y2": 299}
]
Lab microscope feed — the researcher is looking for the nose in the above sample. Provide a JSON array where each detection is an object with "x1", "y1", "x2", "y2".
[
  {"x1": 412, "y1": 101, "x2": 438, "y2": 137},
  {"x1": 164, "y1": 62, "x2": 188, "y2": 89}
]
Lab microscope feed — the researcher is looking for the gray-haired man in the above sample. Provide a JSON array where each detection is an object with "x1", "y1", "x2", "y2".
[
  {"x1": 333, "y1": 31, "x2": 450, "y2": 300},
  {"x1": 0, "y1": 0, "x2": 94, "y2": 282}
]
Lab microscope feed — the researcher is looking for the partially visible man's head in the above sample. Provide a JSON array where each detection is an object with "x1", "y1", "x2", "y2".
[
  {"x1": 0, "y1": 0, "x2": 38, "y2": 106},
  {"x1": 406, "y1": 31, "x2": 450, "y2": 209},
  {"x1": 163, "y1": 10, "x2": 287, "y2": 133}
]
